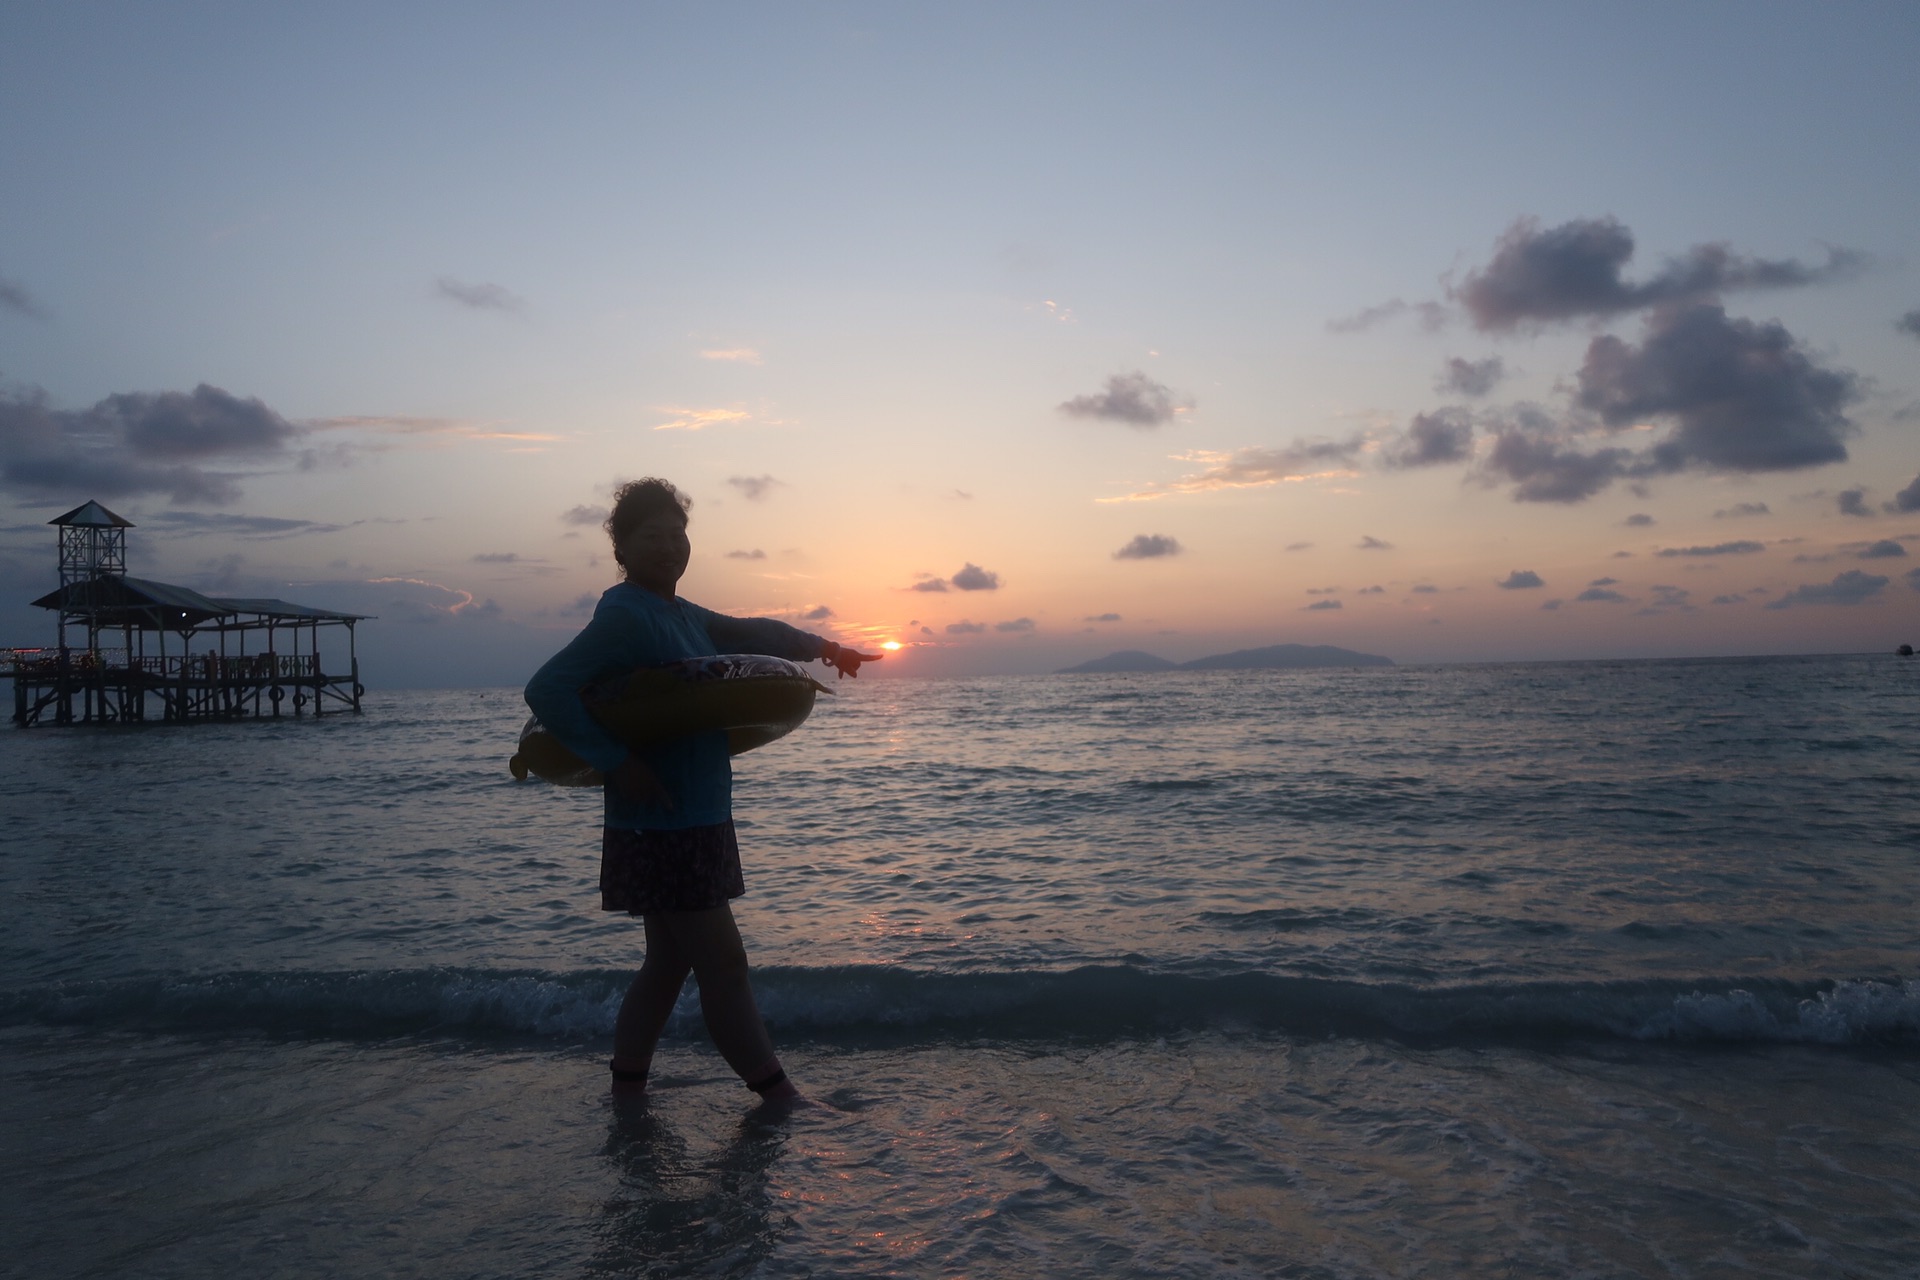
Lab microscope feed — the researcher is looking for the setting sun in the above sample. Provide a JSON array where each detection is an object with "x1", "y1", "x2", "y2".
[{"x1": 880, "y1": 641, "x2": 903, "y2": 652}]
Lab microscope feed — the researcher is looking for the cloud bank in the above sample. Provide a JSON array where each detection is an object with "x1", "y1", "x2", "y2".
[
  {"x1": 1059, "y1": 373, "x2": 1186, "y2": 427},
  {"x1": 1117, "y1": 219, "x2": 1864, "y2": 511},
  {"x1": 1437, "y1": 357, "x2": 1505, "y2": 397},
  {"x1": 1891, "y1": 474, "x2": 1920, "y2": 513},
  {"x1": 728, "y1": 474, "x2": 781, "y2": 501},
  {"x1": 1114, "y1": 534, "x2": 1182, "y2": 559},
  {"x1": 434, "y1": 277, "x2": 526, "y2": 312},
  {"x1": 0, "y1": 382, "x2": 302, "y2": 504},
  {"x1": 908, "y1": 562, "x2": 1003, "y2": 593},
  {"x1": 1575, "y1": 303, "x2": 1857, "y2": 472},
  {"x1": 1383, "y1": 410, "x2": 1474, "y2": 469},
  {"x1": 1326, "y1": 217, "x2": 1869, "y2": 506},
  {"x1": 1764, "y1": 569, "x2": 1888, "y2": 609},
  {"x1": 1, "y1": 273, "x2": 47, "y2": 320},
  {"x1": 147, "y1": 511, "x2": 348, "y2": 540},
  {"x1": 1454, "y1": 216, "x2": 1861, "y2": 331},
  {"x1": 1479, "y1": 421, "x2": 1634, "y2": 503},
  {"x1": 1327, "y1": 298, "x2": 1449, "y2": 333},
  {"x1": 951, "y1": 563, "x2": 1002, "y2": 591},
  {"x1": 1463, "y1": 301, "x2": 1861, "y2": 503}
]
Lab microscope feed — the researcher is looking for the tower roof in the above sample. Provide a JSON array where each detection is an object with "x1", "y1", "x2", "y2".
[{"x1": 50, "y1": 500, "x2": 134, "y2": 528}]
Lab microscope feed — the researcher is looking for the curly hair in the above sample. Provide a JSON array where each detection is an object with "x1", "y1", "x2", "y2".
[{"x1": 605, "y1": 478, "x2": 692, "y2": 570}]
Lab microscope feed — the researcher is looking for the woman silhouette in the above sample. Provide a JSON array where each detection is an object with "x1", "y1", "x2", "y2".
[{"x1": 526, "y1": 478, "x2": 877, "y2": 1104}]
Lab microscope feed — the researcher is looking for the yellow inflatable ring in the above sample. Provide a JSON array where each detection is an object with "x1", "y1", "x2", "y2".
[{"x1": 511, "y1": 654, "x2": 830, "y2": 786}]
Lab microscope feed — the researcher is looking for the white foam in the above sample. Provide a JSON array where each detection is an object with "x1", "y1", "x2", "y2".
[{"x1": 1639, "y1": 979, "x2": 1920, "y2": 1044}]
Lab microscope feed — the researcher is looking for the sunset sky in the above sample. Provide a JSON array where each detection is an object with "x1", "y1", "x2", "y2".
[{"x1": 3, "y1": 2, "x2": 1918, "y2": 683}]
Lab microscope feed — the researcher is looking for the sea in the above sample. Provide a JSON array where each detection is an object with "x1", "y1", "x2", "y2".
[{"x1": 2, "y1": 654, "x2": 1917, "y2": 1279}]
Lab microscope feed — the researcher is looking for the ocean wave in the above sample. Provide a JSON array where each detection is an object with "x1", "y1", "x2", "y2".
[{"x1": 5, "y1": 966, "x2": 1915, "y2": 1049}]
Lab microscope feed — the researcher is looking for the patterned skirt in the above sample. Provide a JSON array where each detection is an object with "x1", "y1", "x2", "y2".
[{"x1": 600, "y1": 821, "x2": 745, "y2": 915}]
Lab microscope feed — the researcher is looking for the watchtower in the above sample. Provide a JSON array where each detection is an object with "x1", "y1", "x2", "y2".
[{"x1": 50, "y1": 499, "x2": 134, "y2": 658}]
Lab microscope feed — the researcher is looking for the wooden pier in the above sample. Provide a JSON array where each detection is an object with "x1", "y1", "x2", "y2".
[{"x1": 3, "y1": 500, "x2": 370, "y2": 727}]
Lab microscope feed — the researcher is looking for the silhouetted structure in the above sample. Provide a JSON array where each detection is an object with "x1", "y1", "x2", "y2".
[{"x1": 4, "y1": 500, "x2": 371, "y2": 726}]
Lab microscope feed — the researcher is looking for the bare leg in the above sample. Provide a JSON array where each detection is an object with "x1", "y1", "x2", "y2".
[
  {"x1": 645, "y1": 904, "x2": 798, "y2": 1099},
  {"x1": 610, "y1": 915, "x2": 693, "y2": 1092}
]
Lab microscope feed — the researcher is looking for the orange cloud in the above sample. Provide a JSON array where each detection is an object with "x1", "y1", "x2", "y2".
[
  {"x1": 1101, "y1": 441, "x2": 1365, "y2": 502},
  {"x1": 653, "y1": 406, "x2": 753, "y2": 431}
]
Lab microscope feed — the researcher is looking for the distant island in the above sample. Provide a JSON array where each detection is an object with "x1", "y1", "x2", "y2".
[
  {"x1": 1058, "y1": 649, "x2": 1180, "y2": 673},
  {"x1": 1058, "y1": 643, "x2": 1393, "y2": 674}
]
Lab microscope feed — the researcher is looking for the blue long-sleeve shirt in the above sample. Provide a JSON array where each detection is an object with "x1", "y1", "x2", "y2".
[{"x1": 524, "y1": 582, "x2": 827, "y2": 830}]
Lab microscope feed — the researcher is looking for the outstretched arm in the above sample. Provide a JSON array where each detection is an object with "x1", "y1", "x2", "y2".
[{"x1": 699, "y1": 609, "x2": 883, "y2": 678}]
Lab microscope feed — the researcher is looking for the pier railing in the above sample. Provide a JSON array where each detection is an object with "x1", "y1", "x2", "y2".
[
  {"x1": 131, "y1": 653, "x2": 319, "y2": 679},
  {"x1": 2, "y1": 648, "x2": 316, "y2": 679}
]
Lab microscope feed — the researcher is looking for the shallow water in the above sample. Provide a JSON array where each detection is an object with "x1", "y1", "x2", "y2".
[
  {"x1": 7, "y1": 1029, "x2": 1917, "y2": 1278},
  {"x1": 3, "y1": 655, "x2": 1918, "y2": 1276}
]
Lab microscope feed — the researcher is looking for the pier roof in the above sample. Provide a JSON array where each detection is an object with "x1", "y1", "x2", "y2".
[
  {"x1": 31, "y1": 575, "x2": 370, "y2": 629},
  {"x1": 209, "y1": 597, "x2": 368, "y2": 622}
]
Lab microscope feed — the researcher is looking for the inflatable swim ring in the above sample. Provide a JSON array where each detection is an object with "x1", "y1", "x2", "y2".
[{"x1": 510, "y1": 654, "x2": 831, "y2": 786}]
